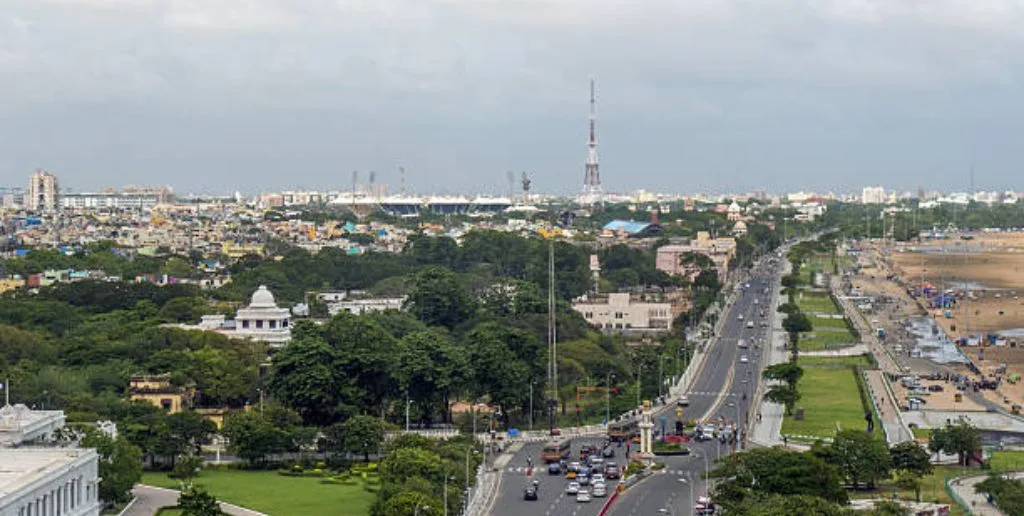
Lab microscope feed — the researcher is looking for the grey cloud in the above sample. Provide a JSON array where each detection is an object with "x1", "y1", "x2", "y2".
[{"x1": 2, "y1": 0, "x2": 1024, "y2": 193}]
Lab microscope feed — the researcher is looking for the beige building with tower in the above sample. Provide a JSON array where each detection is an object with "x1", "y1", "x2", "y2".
[{"x1": 27, "y1": 169, "x2": 60, "y2": 213}]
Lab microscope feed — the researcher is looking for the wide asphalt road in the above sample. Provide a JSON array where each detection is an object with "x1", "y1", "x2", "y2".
[
  {"x1": 608, "y1": 259, "x2": 781, "y2": 516},
  {"x1": 493, "y1": 257, "x2": 782, "y2": 516}
]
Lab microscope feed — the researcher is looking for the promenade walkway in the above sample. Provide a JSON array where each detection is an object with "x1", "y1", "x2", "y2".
[{"x1": 948, "y1": 472, "x2": 1024, "y2": 516}]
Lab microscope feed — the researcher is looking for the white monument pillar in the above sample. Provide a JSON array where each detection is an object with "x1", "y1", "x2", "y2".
[{"x1": 638, "y1": 400, "x2": 655, "y2": 458}]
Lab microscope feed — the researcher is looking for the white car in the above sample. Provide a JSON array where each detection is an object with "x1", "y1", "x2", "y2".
[
  {"x1": 576, "y1": 490, "x2": 592, "y2": 503},
  {"x1": 740, "y1": 355, "x2": 749, "y2": 363},
  {"x1": 677, "y1": 395, "x2": 690, "y2": 406},
  {"x1": 592, "y1": 483, "x2": 607, "y2": 497},
  {"x1": 566, "y1": 482, "x2": 580, "y2": 495},
  {"x1": 591, "y1": 474, "x2": 605, "y2": 485}
]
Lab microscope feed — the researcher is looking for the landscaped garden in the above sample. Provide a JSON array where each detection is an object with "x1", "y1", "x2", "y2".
[
  {"x1": 781, "y1": 362, "x2": 869, "y2": 441},
  {"x1": 141, "y1": 467, "x2": 376, "y2": 516},
  {"x1": 796, "y1": 292, "x2": 841, "y2": 314},
  {"x1": 799, "y1": 329, "x2": 858, "y2": 351},
  {"x1": 796, "y1": 354, "x2": 873, "y2": 368}
]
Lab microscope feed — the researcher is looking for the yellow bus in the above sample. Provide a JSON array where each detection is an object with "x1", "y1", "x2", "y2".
[
  {"x1": 541, "y1": 439, "x2": 571, "y2": 463},
  {"x1": 607, "y1": 420, "x2": 637, "y2": 443}
]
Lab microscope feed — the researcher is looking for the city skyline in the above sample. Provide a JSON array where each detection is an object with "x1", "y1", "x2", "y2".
[{"x1": 4, "y1": 1, "x2": 1024, "y2": 194}]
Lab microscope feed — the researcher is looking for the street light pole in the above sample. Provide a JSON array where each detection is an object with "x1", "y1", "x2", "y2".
[
  {"x1": 682, "y1": 473, "x2": 695, "y2": 516},
  {"x1": 636, "y1": 365, "x2": 642, "y2": 407},
  {"x1": 606, "y1": 373, "x2": 615, "y2": 425},
  {"x1": 529, "y1": 382, "x2": 534, "y2": 431},
  {"x1": 406, "y1": 394, "x2": 412, "y2": 432},
  {"x1": 659, "y1": 356, "x2": 665, "y2": 398}
]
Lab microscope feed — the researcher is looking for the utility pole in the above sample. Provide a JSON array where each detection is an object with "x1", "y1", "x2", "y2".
[
  {"x1": 529, "y1": 382, "x2": 534, "y2": 431},
  {"x1": 606, "y1": 373, "x2": 615, "y2": 425},
  {"x1": 636, "y1": 365, "x2": 643, "y2": 407},
  {"x1": 547, "y1": 238, "x2": 558, "y2": 432},
  {"x1": 405, "y1": 394, "x2": 412, "y2": 432}
]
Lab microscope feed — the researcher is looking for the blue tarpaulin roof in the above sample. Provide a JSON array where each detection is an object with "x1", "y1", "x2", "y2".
[{"x1": 603, "y1": 220, "x2": 652, "y2": 234}]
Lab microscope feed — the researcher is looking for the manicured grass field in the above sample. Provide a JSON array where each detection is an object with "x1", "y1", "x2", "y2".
[
  {"x1": 781, "y1": 366, "x2": 866, "y2": 440},
  {"x1": 810, "y1": 315, "x2": 849, "y2": 330},
  {"x1": 797, "y1": 355, "x2": 873, "y2": 368},
  {"x1": 141, "y1": 469, "x2": 375, "y2": 516},
  {"x1": 990, "y1": 450, "x2": 1024, "y2": 472},
  {"x1": 798, "y1": 330, "x2": 857, "y2": 351},
  {"x1": 796, "y1": 293, "x2": 841, "y2": 314}
]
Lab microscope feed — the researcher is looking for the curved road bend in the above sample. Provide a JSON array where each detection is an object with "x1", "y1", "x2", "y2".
[{"x1": 493, "y1": 259, "x2": 782, "y2": 516}]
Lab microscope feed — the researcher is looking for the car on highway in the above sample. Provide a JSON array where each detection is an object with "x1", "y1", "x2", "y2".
[
  {"x1": 590, "y1": 457, "x2": 604, "y2": 468},
  {"x1": 737, "y1": 314, "x2": 744, "y2": 321},
  {"x1": 548, "y1": 463, "x2": 562, "y2": 475},
  {"x1": 576, "y1": 490, "x2": 592, "y2": 503},
  {"x1": 604, "y1": 464, "x2": 621, "y2": 479},
  {"x1": 677, "y1": 395, "x2": 690, "y2": 406},
  {"x1": 578, "y1": 473, "x2": 591, "y2": 486},
  {"x1": 566, "y1": 482, "x2": 580, "y2": 495},
  {"x1": 591, "y1": 473, "x2": 605, "y2": 485},
  {"x1": 567, "y1": 462, "x2": 581, "y2": 473},
  {"x1": 601, "y1": 446, "x2": 615, "y2": 458},
  {"x1": 740, "y1": 355, "x2": 749, "y2": 364},
  {"x1": 592, "y1": 483, "x2": 607, "y2": 497},
  {"x1": 746, "y1": 321, "x2": 754, "y2": 329},
  {"x1": 523, "y1": 485, "x2": 538, "y2": 501}
]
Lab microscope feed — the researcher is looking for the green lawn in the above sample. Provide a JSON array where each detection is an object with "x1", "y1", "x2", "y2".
[
  {"x1": 810, "y1": 316, "x2": 849, "y2": 330},
  {"x1": 911, "y1": 427, "x2": 931, "y2": 440},
  {"x1": 990, "y1": 450, "x2": 1024, "y2": 472},
  {"x1": 798, "y1": 330, "x2": 857, "y2": 351},
  {"x1": 155, "y1": 509, "x2": 182, "y2": 516},
  {"x1": 796, "y1": 293, "x2": 841, "y2": 314},
  {"x1": 141, "y1": 469, "x2": 375, "y2": 516},
  {"x1": 781, "y1": 366, "x2": 866, "y2": 440},
  {"x1": 797, "y1": 355, "x2": 873, "y2": 368}
]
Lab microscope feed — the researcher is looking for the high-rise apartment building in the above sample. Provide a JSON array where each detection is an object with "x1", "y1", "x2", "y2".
[
  {"x1": 27, "y1": 169, "x2": 60, "y2": 212},
  {"x1": 861, "y1": 186, "x2": 886, "y2": 204}
]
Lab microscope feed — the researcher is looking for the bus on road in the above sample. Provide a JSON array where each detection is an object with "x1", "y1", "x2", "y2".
[
  {"x1": 541, "y1": 439, "x2": 571, "y2": 463},
  {"x1": 607, "y1": 420, "x2": 637, "y2": 443}
]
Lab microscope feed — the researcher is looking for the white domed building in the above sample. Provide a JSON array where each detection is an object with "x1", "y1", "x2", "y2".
[
  {"x1": 234, "y1": 285, "x2": 292, "y2": 347},
  {"x1": 164, "y1": 285, "x2": 292, "y2": 348}
]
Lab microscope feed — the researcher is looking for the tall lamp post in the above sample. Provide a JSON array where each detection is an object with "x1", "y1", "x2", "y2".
[
  {"x1": 606, "y1": 373, "x2": 616, "y2": 425},
  {"x1": 681, "y1": 473, "x2": 695, "y2": 516},
  {"x1": 636, "y1": 364, "x2": 643, "y2": 407},
  {"x1": 406, "y1": 394, "x2": 413, "y2": 432},
  {"x1": 529, "y1": 381, "x2": 534, "y2": 431}
]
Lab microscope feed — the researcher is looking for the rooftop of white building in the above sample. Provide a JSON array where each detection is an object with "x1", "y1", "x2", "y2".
[
  {"x1": 0, "y1": 448, "x2": 96, "y2": 498},
  {"x1": 0, "y1": 404, "x2": 66, "y2": 447}
]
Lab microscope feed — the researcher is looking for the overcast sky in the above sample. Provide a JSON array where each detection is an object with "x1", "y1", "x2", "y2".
[{"x1": 3, "y1": 0, "x2": 1024, "y2": 195}]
